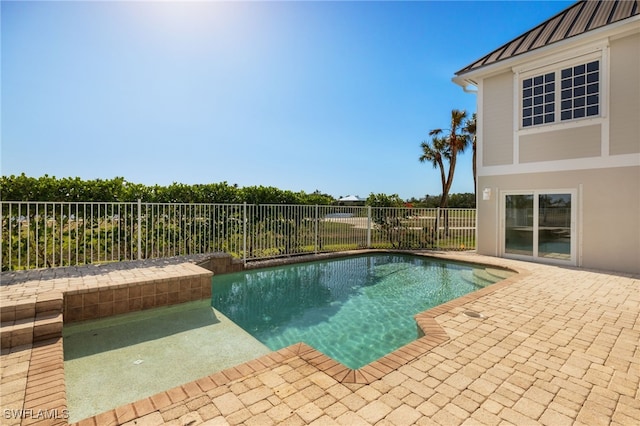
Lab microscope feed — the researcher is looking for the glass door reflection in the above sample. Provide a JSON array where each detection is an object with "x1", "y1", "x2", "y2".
[
  {"x1": 505, "y1": 194, "x2": 534, "y2": 256},
  {"x1": 538, "y1": 193, "x2": 571, "y2": 260}
]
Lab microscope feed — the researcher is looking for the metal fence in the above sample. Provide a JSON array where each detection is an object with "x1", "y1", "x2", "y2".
[{"x1": 1, "y1": 201, "x2": 476, "y2": 271}]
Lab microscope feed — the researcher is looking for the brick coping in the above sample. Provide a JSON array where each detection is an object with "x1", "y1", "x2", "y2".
[{"x1": 1, "y1": 251, "x2": 529, "y2": 425}]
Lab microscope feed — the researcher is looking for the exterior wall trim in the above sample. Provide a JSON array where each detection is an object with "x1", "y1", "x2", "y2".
[
  {"x1": 478, "y1": 152, "x2": 640, "y2": 177},
  {"x1": 511, "y1": 40, "x2": 607, "y2": 75},
  {"x1": 476, "y1": 79, "x2": 485, "y2": 177}
]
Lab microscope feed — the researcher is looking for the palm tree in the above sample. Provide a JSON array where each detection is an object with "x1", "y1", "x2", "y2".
[
  {"x1": 425, "y1": 109, "x2": 470, "y2": 208},
  {"x1": 463, "y1": 113, "x2": 477, "y2": 197},
  {"x1": 419, "y1": 135, "x2": 448, "y2": 201},
  {"x1": 420, "y1": 109, "x2": 473, "y2": 239}
]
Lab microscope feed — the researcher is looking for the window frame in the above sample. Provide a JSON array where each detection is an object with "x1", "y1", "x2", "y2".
[
  {"x1": 559, "y1": 59, "x2": 600, "y2": 122},
  {"x1": 521, "y1": 71, "x2": 556, "y2": 127},
  {"x1": 500, "y1": 188, "x2": 578, "y2": 267},
  {"x1": 515, "y1": 49, "x2": 606, "y2": 132}
]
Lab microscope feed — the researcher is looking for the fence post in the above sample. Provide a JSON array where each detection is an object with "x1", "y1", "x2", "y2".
[
  {"x1": 243, "y1": 202, "x2": 247, "y2": 265},
  {"x1": 367, "y1": 206, "x2": 372, "y2": 248},
  {"x1": 314, "y1": 204, "x2": 319, "y2": 254},
  {"x1": 137, "y1": 199, "x2": 142, "y2": 260},
  {"x1": 435, "y1": 207, "x2": 440, "y2": 250}
]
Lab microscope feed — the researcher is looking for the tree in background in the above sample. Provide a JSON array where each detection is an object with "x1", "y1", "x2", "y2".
[
  {"x1": 419, "y1": 135, "x2": 448, "y2": 204},
  {"x1": 365, "y1": 193, "x2": 405, "y2": 207},
  {"x1": 405, "y1": 194, "x2": 476, "y2": 208},
  {"x1": 0, "y1": 174, "x2": 335, "y2": 205},
  {"x1": 419, "y1": 109, "x2": 472, "y2": 209},
  {"x1": 419, "y1": 109, "x2": 474, "y2": 236},
  {"x1": 2, "y1": 174, "x2": 480, "y2": 208},
  {"x1": 366, "y1": 193, "x2": 409, "y2": 248},
  {"x1": 463, "y1": 113, "x2": 477, "y2": 197}
]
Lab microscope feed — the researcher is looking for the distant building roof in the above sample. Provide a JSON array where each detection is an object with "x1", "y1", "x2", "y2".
[
  {"x1": 338, "y1": 195, "x2": 365, "y2": 202},
  {"x1": 456, "y1": 0, "x2": 639, "y2": 76}
]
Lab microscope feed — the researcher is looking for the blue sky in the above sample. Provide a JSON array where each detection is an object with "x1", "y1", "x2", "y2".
[{"x1": 1, "y1": 0, "x2": 575, "y2": 200}]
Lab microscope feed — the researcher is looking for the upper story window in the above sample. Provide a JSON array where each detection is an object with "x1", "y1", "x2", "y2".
[
  {"x1": 521, "y1": 59, "x2": 600, "y2": 128},
  {"x1": 522, "y1": 72, "x2": 555, "y2": 127},
  {"x1": 560, "y1": 61, "x2": 599, "y2": 121}
]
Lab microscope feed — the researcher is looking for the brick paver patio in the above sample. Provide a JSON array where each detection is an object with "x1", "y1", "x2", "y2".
[{"x1": 1, "y1": 252, "x2": 638, "y2": 425}]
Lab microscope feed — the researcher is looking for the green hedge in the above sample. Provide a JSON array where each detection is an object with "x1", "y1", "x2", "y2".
[{"x1": 0, "y1": 174, "x2": 335, "y2": 205}]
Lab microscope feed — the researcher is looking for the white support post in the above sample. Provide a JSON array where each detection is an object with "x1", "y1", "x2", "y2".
[
  {"x1": 436, "y1": 207, "x2": 440, "y2": 249},
  {"x1": 137, "y1": 199, "x2": 142, "y2": 260},
  {"x1": 243, "y1": 202, "x2": 247, "y2": 265},
  {"x1": 367, "y1": 206, "x2": 372, "y2": 248},
  {"x1": 314, "y1": 204, "x2": 319, "y2": 254}
]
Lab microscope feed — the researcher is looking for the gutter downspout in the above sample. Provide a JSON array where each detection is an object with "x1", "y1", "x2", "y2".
[{"x1": 462, "y1": 84, "x2": 478, "y2": 94}]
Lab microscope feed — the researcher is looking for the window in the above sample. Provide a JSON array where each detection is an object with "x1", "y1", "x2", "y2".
[
  {"x1": 522, "y1": 73, "x2": 555, "y2": 127},
  {"x1": 560, "y1": 61, "x2": 599, "y2": 121},
  {"x1": 521, "y1": 60, "x2": 600, "y2": 128}
]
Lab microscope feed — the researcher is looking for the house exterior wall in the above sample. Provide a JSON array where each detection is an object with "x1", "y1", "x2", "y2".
[
  {"x1": 477, "y1": 166, "x2": 640, "y2": 274},
  {"x1": 482, "y1": 71, "x2": 514, "y2": 166},
  {"x1": 519, "y1": 124, "x2": 601, "y2": 162},
  {"x1": 609, "y1": 32, "x2": 640, "y2": 155},
  {"x1": 473, "y1": 28, "x2": 640, "y2": 274}
]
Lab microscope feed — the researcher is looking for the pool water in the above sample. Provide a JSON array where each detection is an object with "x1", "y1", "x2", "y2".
[
  {"x1": 212, "y1": 253, "x2": 511, "y2": 369},
  {"x1": 63, "y1": 300, "x2": 271, "y2": 422}
]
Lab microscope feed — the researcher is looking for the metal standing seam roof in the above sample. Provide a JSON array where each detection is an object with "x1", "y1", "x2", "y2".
[{"x1": 455, "y1": 0, "x2": 640, "y2": 76}]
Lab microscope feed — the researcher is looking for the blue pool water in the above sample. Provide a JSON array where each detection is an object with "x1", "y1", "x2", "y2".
[{"x1": 212, "y1": 254, "x2": 512, "y2": 369}]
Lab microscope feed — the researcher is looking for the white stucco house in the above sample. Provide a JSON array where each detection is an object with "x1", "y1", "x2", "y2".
[{"x1": 453, "y1": 0, "x2": 639, "y2": 274}]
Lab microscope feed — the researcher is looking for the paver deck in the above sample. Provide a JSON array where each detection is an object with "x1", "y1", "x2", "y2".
[{"x1": 1, "y1": 252, "x2": 639, "y2": 425}]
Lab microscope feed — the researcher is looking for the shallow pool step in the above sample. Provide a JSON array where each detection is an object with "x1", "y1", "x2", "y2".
[
  {"x1": 484, "y1": 268, "x2": 515, "y2": 280},
  {"x1": 0, "y1": 292, "x2": 64, "y2": 349},
  {"x1": 473, "y1": 268, "x2": 516, "y2": 286},
  {"x1": 460, "y1": 270, "x2": 495, "y2": 288},
  {"x1": 0, "y1": 311, "x2": 63, "y2": 349}
]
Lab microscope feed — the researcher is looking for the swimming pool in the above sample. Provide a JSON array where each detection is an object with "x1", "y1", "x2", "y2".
[
  {"x1": 63, "y1": 252, "x2": 513, "y2": 420},
  {"x1": 212, "y1": 253, "x2": 512, "y2": 369}
]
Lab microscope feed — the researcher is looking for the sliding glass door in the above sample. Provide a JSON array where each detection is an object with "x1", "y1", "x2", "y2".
[
  {"x1": 502, "y1": 190, "x2": 576, "y2": 264},
  {"x1": 538, "y1": 193, "x2": 572, "y2": 260},
  {"x1": 505, "y1": 194, "x2": 534, "y2": 256}
]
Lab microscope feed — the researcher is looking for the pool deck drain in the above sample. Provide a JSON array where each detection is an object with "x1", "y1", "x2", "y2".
[{"x1": 1, "y1": 251, "x2": 639, "y2": 425}]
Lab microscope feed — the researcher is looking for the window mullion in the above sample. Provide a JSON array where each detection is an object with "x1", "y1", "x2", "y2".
[{"x1": 555, "y1": 70, "x2": 561, "y2": 124}]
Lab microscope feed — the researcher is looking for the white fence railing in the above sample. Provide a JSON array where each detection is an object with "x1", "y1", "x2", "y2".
[{"x1": 1, "y1": 201, "x2": 476, "y2": 271}]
